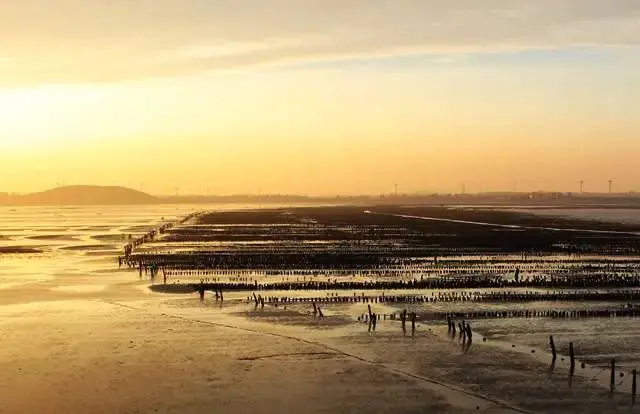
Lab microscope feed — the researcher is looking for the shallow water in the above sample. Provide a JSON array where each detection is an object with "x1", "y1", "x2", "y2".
[
  {"x1": 472, "y1": 317, "x2": 640, "y2": 370},
  {"x1": 0, "y1": 203, "x2": 327, "y2": 292},
  {"x1": 0, "y1": 205, "x2": 216, "y2": 291},
  {"x1": 2, "y1": 204, "x2": 640, "y2": 411},
  {"x1": 518, "y1": 208, "x2": 640, "y2": 225}
]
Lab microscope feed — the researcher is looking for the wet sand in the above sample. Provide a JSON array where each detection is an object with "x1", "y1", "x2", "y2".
[
  {"x1": 5, "y1": 275, "x2": 627, "y2": 413},
  {"x1": 0, "y1": 300, "x2": 492, "y2": 414},
  {"x1": 121, "y1": 297, "x2": 638, "y2": 414},
  {"x1": 2, "y1": 204, "x2": 640, "y2": 413}
]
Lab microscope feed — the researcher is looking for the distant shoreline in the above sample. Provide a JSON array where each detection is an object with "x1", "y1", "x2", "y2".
[{"x1": 3, "y1": 184, "x2": 640, "y2": 207}]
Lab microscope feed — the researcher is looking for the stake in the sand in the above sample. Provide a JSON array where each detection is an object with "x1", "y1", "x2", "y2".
[
  {"x1": 569, "y1": 342, "x2": 576, "y2": 375},
  {"x1": 632, "y1": 369, "x2": 637, "y2": 405},
  {"x1": 410, "y1": 312, "x2": 416, "y2": 337},
  {"x1": 465, "y1": 323, "x2": 472, "y2": 342},
  {"x1": 549, "y1": 335, "x2": 557, "y2": 362},
  {"x1": 610, "y1": 359, "x2": 616, "y2": 394}
]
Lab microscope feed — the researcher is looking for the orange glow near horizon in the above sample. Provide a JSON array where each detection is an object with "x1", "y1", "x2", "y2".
[{"x1": 1, "y1": 2, "x2": 639, "y2": 195}]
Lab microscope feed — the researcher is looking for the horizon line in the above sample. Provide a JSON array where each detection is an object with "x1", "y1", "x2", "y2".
[{"x1": 2, "y1": 185, "x2": 639, "y2": 199}]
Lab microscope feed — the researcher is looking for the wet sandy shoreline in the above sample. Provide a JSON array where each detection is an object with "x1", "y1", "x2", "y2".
[
  {"x1": 2, "y1": 204, "x2": 640, "y2": 413},
  {"x1": 1, "y1": 275, "x2": 638, "y2": 414}
]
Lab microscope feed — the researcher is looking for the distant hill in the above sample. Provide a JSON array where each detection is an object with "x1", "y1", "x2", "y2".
[
  {"x1": 3, "y1": 186, "x2": 158, "y2": 205},
  {"x1": 2, "y1": 186, "x2": 640, "y2": 207}
]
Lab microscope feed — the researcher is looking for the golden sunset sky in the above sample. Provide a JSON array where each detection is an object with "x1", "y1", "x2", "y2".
[{"x1": 1, "y1": 1, "x2": 639, "y2": 195}]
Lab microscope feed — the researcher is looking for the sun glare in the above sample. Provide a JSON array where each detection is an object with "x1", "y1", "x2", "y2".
[{"x1": 0, "y1": 85, "x2": 104, "y2": 150}]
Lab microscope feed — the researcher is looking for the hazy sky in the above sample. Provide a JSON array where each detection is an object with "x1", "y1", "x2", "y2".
[{"x1": 1, "y1": 1, "x2": 639, "y2": 195}]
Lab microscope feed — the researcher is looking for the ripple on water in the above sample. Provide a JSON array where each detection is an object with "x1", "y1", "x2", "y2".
[
  {"x1": 27, "y1": 234, "x2": 80, "y2": 241},
  {"x1": 91, "y1": 234, "x2": 128, "y2": 242},
  {"x1": 0, "y1": 246, "x2": 43, "y2": 254},
  {"x1": 33, "y1": 228, "x2": 72, "y2": 233},
  {"x1": 51, "y1": 285, "x2": 107, "y2": 293},
  {"x1": 76, "y1": 225, "x2": 117, "y2": 232},
  {"x1": 121, "y1": 225, "x2": 154, "y2": 232},
  {"x1": 58, "y1": 244, "x2": 118, "y2": 251}
]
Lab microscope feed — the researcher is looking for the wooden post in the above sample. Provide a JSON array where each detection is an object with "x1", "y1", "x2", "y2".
[
  {"x1": 569, "y1": 342, "x2": 575, "y2": 374},
  {"x1": 549, "y1": 335, "x2": 557, "y2": 361},
  {"x1": 401, "y1": 310, "x2": 407, "y2": 336},
  {"x1": 610, "y1": 359, "x2": 616, "y2": 393},
  {"x1": 632, "y1": 369, "x2": 637, "y2": 405}
]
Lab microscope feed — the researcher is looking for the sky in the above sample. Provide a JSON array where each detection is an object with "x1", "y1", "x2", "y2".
[{"x1": 1, "y1": 0, "x2": 639, "y2": 195}]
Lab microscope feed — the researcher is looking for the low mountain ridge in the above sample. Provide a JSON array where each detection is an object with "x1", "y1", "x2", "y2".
[{"x1": 2, "y1": 186, "x2": 158, "y2": 205}]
